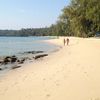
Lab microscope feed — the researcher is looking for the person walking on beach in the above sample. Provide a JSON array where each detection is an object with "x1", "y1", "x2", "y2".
[
  {"x1": 66, "y1": 38, "x2": 69, "y2": 45},
  {"x1": 63, "y1": 38, "x2": 66, "y2": 46}
]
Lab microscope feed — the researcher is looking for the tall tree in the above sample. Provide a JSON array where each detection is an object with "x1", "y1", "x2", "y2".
[{"x1": 51, "y1": 0, "x2": 100, "y2": 37}]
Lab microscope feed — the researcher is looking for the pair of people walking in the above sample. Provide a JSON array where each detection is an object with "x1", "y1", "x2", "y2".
[{"x1": 63, "y1": 38, "x2": 69, "y2": 46}]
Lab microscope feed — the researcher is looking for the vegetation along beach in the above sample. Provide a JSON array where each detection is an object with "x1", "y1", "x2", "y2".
[{"x1": 0, "y1": 0, "x2": 100, "y2": 100}]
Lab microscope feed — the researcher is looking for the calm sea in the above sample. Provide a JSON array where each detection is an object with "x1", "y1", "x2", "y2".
[{"x1": 0, "y1": 36, "x2": 58, "y2": 57}]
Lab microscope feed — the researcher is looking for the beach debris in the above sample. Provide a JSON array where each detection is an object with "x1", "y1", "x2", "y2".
[
  {"x1": 0, "y1": 68, "x2": 2, "y2": 70},
  {"x1": 22, "y1": 51, "x2": 44, "y2": 54},
  {"x1": 11, "y1": 56, "x2": 17, "y2": 63},
  {"x1": 17, "y1": 59, "x2": 20, "y2": 63},
  {"x1": 2, "y1": 56, "x2": 18, "y2": 64},
  {"x1": 0, "y1": 51, "x2": 48, "y2": 72},
  {"x1": 12, "y1": 65, "x2": 21, "y2": 69},
  {"x1": 17, "y1": 57, "x2": 31, "y2": 64},
  {"x1": 3, "y1": 56, "x2": 11, "y2": 64},
  {"x1": 0, "y1": 60, "x2": 3, "y2": 64},
  {"x1": 33, "y1": 54, "x2": 48, "y2": 59},
  {"x1": 17, "y1": 59, "x2": 25, "y2": 64}
]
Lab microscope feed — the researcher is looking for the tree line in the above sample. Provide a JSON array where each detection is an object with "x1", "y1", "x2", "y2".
[
  {"x1": 50, "y1": 0, "x2": 100, "y2": 37},
  {"x1": 0, "y1": 28, "x2": 51, "y2": 36}
]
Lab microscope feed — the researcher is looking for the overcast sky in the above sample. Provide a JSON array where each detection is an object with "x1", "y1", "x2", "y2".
[{"x1": 0, "y1": 0, "x2": 70, "y2": 29}]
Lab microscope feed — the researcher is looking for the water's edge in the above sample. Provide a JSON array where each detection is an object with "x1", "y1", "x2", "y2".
[{"x1": 0, "y1": 37, "x2": 60, "y2": 76}]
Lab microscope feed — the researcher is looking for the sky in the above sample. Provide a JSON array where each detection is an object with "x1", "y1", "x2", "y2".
[{"x1": 0, "y1": 0, "x2": 70, "y2": 30}]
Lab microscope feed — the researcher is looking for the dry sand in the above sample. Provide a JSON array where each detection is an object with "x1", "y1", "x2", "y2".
[{"x1": 0, "y1": 37, "x2": 100, "y2": 100}]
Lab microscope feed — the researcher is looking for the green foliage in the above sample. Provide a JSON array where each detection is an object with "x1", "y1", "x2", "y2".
[
  {"x1": 50, "y1": 0, "x2": 100, "y2": 37},
  {"x1": 0, "y1": 28, "x2": 50, "y2": 36}
]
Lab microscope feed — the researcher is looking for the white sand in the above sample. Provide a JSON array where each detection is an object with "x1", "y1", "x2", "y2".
[{"x1": 0, "y1": 37, "x2": 100, "y2": 100}]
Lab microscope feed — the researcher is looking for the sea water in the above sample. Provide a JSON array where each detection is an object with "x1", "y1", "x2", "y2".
[{"x1": 0, "y1": 36, "x2": 58, "y2": 57}]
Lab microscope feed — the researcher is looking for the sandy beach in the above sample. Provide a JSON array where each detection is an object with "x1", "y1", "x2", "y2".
[{"x1": 0, "y1": 37, "x2": 100, "y2": 100}]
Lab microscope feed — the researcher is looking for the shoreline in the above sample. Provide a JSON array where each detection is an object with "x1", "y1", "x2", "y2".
[
  {"x1": 0, "y1": 37, "x2": 61, "y2": 74},
  {"x1": 0, "y1": 37, "x2": 100, "y2": 100}
]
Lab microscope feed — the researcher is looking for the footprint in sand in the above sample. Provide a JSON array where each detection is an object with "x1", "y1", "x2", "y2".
[
  {"x1": 91, "y1": 98, "x2": 100, "y2": 100},
  {"x1": 12, "y1": 82, "x2": 18, "y2": 87},
  {"x1": 0, "y1": 87, "x2": 9, "y2": 95},
  {"x1": 43, "y1": 78, "x2": 46, "y2": 81},
  {"x1": 46, "y1": 94, "x2": 51, "y2": 98},
  {"x1": 95, "y1": 98, "x2": 100, "y2": 100},
  {"x1": 55, "y1": 80, "x2": 60, "y2": 86},
  {"x1": 4, "y1": 87, "x2": 8, "y2": 92},
  {"x1": 63, "y1": 75, "x2": 68, "y2": 79},
  {"x1": 84, "y1": 71, "x2": 88, "y2": 77},
  {"x1": 56, "y1": 70, "x2": 60, "y2": 73},
  {"x1": 23, "y1": 75, "x2": 28, "y2": 81},
  {"x1": 55, "y1": 83, "x2": 60, "y2": 86}
]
